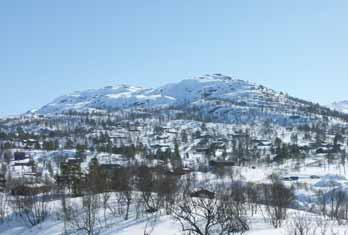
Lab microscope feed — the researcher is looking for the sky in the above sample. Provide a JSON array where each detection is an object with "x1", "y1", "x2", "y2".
[{"x1": 1, "y1": 0, "x2": 348, "y2": 116}]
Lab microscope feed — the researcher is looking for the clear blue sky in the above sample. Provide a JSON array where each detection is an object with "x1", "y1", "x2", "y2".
[{"x1": 1, "y1": 0, "x2": 348, "y2": 116}]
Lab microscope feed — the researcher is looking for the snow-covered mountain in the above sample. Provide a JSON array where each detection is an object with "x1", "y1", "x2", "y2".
[
  {"x1": 36, "y1": 74, "x2": 344, "y2": 125},
  {"x1": 331, "y1": 101, "x2": 348, "y2": 114},
  {"x1": 38, "y1": 74, "x2": 259, "y2": 113}
]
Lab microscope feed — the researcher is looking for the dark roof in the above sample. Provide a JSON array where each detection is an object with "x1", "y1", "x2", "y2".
[
  {"x1": 190, "y1": 189, "x2": 215, "y2": 199},
  {"x1": 209, "y1": 160, "x2": 235, "y2": 167}
]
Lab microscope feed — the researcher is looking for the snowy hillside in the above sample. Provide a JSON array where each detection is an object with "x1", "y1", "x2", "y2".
[
  {"x1": 38, "y1": 84, "x2": 176, "y2": 114},
  {"x1": 37, "y1": 74, "x2": 266, "y2": 113},
  {"x1": 331, "y1": 101, "x2": 348, "y2": 113},
  {"x1": 37, "y1": 74, "x2": 346, "y2": 126}
]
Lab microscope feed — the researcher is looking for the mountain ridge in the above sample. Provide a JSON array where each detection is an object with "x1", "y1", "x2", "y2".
[
  {"x1": 35, "y1": 74, "x2": 348, "y2": 126},
  {"x1": 37, "y1": 74, "x2": 274, "y2": 113}
]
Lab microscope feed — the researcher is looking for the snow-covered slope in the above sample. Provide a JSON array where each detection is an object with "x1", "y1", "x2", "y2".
[
  {"x1": 38, "y1": 84, "x2": 176, "y2": 114},
  {"x1": 38, "y1": 75, "x2": 262, "y2": 113},
  {"x1": 331, "y1": 101, "x2": 348, "y2": 114},
  {"x1": 37, "y1": 74, "x2": 338, "y2": 125},
  {"x1": 154, "y1": 75, "x2": 258, "y2": 104}
]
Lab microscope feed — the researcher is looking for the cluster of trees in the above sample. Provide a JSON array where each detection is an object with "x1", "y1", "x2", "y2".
[
  {"x1": 272, "y1": 137, "x2": 303, "y2": 163},
  {"x1": 316, "y1": 187, "x2": 348, "y2": 225},
  {"x1": 0, "y1": 157, "x2": 296, "y2": 235}
]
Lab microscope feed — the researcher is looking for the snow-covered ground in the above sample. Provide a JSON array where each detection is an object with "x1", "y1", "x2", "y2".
[
  {"x1": 1, "y1": 199, "x2": 348, "y2": 235},
  {"x1": 3, "y1": 153, "x2": 348, "y2": 235}
]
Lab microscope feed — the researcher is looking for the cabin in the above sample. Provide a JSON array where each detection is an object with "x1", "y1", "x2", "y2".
[
  {"x1": 150, "y1": 144, "x2": 170, "y2": 150},
  {"x1": 166, "y1": 167, "x2": 192, "y2": 176},
  {"x1": 209, "y1": 160, "x2": 236, "y2": 168},
  {"x1": 228, "y1": 133, "x2": 248, "y2": 139},
  {"x1": 128, "y1": 127, "x2": 140, "y2": 132},
  {"x1": 11, "y1": 184, "x2": 51, "y2": 196},
  {"x1": 315, "y1": 146, "x2": 339, "y2": 154},
  {"x1": 13, "y1": 159, "x2": 35, "y2": 167},
  {"x1": 145, "y1": 208, "x2": 158, "y2": 214},
  {"x1": 156, "y1": 135, "x2": 170, "y2": 140},
  {"x1": 212, "y1": 141, "x2": 225, "y2": 149},
  {"x1": 195, "y1": 134, "x2": 213, "y2": 141},
  {"x1": 290, "y1": 176, "x2": 299, "y2": 181},
  {"x1": 281, "y1": 177, "x2": 291, "y2": 181},
  {"x1": 217, "y1": 137, "x2": 228, "y2": 142},
  {"x1": 256, "y1": 140, "x2": 272, "y2": 147},
  {"x1": 24, "y1": 139, "x2": 39, "y2": 148},
  {"x1": 298, "y1": 145, "x2": 310, "y2": 152},
  {"x1": 100, "y1": 164, "x2": 122, "y2": 175},
  {"x1": 66, "y1": 158, "x2": 83, "y2": 164},
  {"x1": 197, "y1": 138, "x2": 209, "y2": 146},
  {"x1": 281, "y1": 176, "x2": 299, "y2": 181},
  {"x1": 56, "y1": 174, "x2": 85, "y2": 186},
  {"x1": 195, "y1": 147, "x2": 209, "y2": 153},
  {"x1": 289, "y1": 115, "x2": 301, "y2": 120},
  {"x1": 23, "y1": 172, "x2": 42, "y2": 178},
  {"x1": 14, "y1": 151, "x2": 27, "y2": 161},
  {"x1": 109, "y1": 135, "x2": 128, "y2": 140},
  {"x1": 166, "y1": 130, "x2": 178, "y2": 135},
  {"x1": 190, "y1": 189, "x2": 215, "y2": 199}
]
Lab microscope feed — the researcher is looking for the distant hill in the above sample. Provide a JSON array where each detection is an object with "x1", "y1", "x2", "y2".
[
  {"x1": 36, "y1": 74, "x2": 348, "y2": 125},
  {"x1": 331, "y1": 101, "x2": 348, "y2": 114}
]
